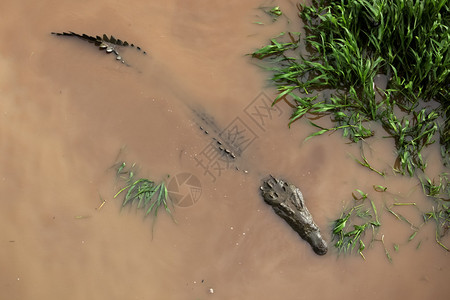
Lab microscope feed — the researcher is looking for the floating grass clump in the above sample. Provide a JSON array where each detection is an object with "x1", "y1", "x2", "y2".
[
  {"x1": 421, "y1": 173, "x2": 450, "y2": 250},
  {"x1": 331, "y1": 190, "x2": 381, "y2": 259},
  {"x1": 113, "y1": 161, "x2": 173, "y2": 224},
  {"x1": 252, "y1": 0, "x2": 449, "y2": 254},
  {"x1": 254, "y1": 6, "x2": 285, "y2": 24}
]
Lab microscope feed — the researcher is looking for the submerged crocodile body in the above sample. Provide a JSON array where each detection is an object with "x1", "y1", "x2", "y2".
[
  {"x1": 260, "y1": 175, "x2": 328, "y2": 255},
  {"x1": 51, "y1": 31, "x2": 147, "y2": 65},
  {"x1": 52, "y1": 31, "x2": 240, "y2": 165},
  {"x1": 192, "y1": 108, "x2": 240, "y2": 161}
]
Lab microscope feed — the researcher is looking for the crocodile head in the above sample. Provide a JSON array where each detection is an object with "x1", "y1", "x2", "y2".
[{"x1": 261, "y1": 175, "x2": 328, "y2": 255}]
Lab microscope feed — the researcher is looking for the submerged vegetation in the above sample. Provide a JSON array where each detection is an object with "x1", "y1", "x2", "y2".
[
  {"x1": 421, "y1": 173, "x2": 450, "y2": 250},
  {"x1": 332, "y1": 190, "x2": 381, "y2": 259},
  {"x1": 112, "y1": 161, "x2": 173, "y2": 231},
  {"x1": 252, "y1": 0, "x2": 449, "y2": 255},
  {"x1": 254, "y1": 5, "x2": 285, "y2": 24}
]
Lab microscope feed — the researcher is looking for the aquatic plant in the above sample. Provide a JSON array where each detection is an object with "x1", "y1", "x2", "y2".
[
  {"x1": 331, "y1": 190, "x2": 381, "y2": 259},
  {"x1": 252, "y1": 0, "x2": 449, "y2": 174},
  {"x1": 113, "y1": 161, "x2": 173, "y2": 227},
  {"x1": 252, "y1": 0, "x2": 450, "y2": 254},
  {"x1": 254, "y1": 5, "x2": 285, "y2": 24},
  {"x1": 421, "y1": 173, "x2": 450, "y2": 250}
]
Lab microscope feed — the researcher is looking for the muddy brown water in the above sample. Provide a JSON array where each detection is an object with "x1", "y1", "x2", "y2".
[{"x1": 0, "y1": 0, "x2": 448, "y2": 299}]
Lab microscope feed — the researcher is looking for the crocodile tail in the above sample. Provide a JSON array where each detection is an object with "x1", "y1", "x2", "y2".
[{"x1": 52, "y1": 31, "x2": 147, "y2": 55}]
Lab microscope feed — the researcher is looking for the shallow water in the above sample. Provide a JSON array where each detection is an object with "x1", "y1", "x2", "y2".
[{"x1": 0, "y1": 0, "x2": 448, "y2": 299}]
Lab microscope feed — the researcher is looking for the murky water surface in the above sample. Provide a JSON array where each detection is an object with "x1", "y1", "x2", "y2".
[{"x1": 1, "y1": 1, "x2": 448, "y2": 299}]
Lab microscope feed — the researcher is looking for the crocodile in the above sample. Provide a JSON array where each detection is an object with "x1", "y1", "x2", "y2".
[
  {"x1": 51, "y1": 31, "x2": 241, "y2": 166},
  {"x1": 192, "y1": 108, "x2": 240, "y2": 161},
  {"x1": 260, "y1": 175, "x2": 328, "y2": 255},
  {"x1": 51, "y1": 31, "x2": 147, "y2": 65},
  {"x1": 51, "y1": 32, "x2": 327, "y2": 255}
]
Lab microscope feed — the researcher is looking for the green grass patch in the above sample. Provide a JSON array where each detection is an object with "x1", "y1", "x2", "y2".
[
  {"x1": 332, "y1": 191, "x2": 381, "y2": 260},
  {"x1": 112, "y1": 161, "x2": 174, "y2": 231},
  {"x1": 252, "y1": 0, "x2": 449, "y2": 174},
  {"x1": 422, "y1": 173, "x2": 450, "y2": 250}
]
